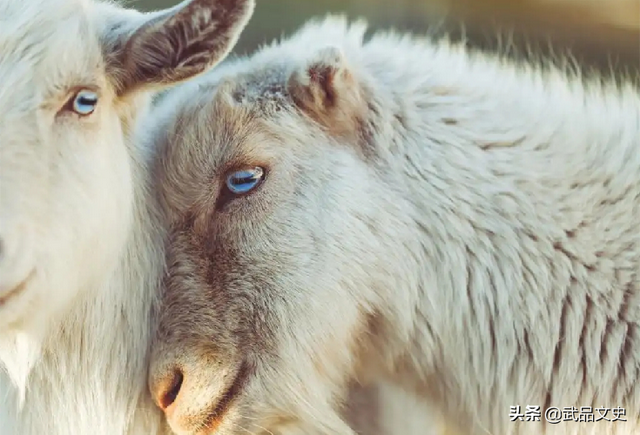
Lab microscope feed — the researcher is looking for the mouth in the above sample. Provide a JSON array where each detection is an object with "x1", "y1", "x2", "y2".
[
  {"x1": 200, "y1": 360, "x2": 253, "y2": 432},
  {"x1": 0, "y1": 269, "x2": 35, "y2": 306}
]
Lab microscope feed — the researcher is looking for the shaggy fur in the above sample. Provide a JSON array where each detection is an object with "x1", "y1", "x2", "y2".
[
  {"x1": 147, "y1": 16, "x2": 640, "y2": 435},
  {"x1": 0, "y1": 0, "x2": 254, "y2": 433}
]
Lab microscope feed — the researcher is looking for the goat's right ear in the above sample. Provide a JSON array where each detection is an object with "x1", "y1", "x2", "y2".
[
  {"x1": 287, "y1": 46, "x2": 367, "y2": 141},
  {"x1": 103, "y1": 0, "x2": 254, "y2": 94}
]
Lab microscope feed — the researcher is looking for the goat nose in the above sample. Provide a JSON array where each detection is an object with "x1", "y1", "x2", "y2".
[{"x1": 153, "y1": 368, "x2": 185, "y2": 412}]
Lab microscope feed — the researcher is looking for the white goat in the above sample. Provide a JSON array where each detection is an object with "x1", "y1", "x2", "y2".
[
  {"x1": 0, "y1": 0, "x2": 255, "y2": 433},
  {"x1": 146, "y1": 16, "x2": 640, "y2": 435}
]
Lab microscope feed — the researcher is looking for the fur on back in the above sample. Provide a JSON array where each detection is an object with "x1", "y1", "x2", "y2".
[{"x1": 148, "y1": 15, "x2": 640, "y2": 435}]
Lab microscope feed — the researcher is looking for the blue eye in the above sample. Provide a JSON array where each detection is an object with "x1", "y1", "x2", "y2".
[
  {"x1": 225, "y1": 167, "x2": 265, "y2": 194},
  {"x1": 71, "y1": 90, "x2": 98, "y2": 116}
]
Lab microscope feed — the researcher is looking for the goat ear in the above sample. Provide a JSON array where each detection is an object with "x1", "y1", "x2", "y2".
[
  {"x1": 105, "y1": 0, "x2": 254, "y2": 94},
  {"x1": 287, "y1": 46, "x2": 365, "y2": 138}
]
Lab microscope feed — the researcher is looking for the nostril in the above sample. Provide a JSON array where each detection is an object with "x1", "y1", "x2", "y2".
[{"x1": 158, "y1": 369, "x2": 184, "y2": 411}]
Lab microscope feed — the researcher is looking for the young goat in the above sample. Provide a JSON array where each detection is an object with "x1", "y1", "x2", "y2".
[
  {"x1": 0, "y1": 0, "x2": 254, "y2": 433},
  {"x1": 147, "y1": 15, "x2": 640, "y2": 435}
]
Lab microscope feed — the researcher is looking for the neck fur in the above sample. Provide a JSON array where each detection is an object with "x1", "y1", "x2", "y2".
[{"x1": 361, "y1": 35, "x2": 640, "y2": 433}]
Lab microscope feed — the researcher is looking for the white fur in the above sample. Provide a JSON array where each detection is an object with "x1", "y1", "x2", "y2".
[
  {"x1": 0, "y1": 2, "x2": 166, "y2": 433},
  {"x1": 284, "y1": 18, "x2": 640, "y2": 435},
  {"x1": 0, "y1": 0, "x2": 254, "y2": 433},
  {"x1": 149, "y1": 16, "x2": 640, "y2": 435}
]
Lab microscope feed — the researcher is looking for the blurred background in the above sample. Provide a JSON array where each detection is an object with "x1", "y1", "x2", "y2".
[{"x1": 133, "y1": 0, "x2": 639, "y2": 77}]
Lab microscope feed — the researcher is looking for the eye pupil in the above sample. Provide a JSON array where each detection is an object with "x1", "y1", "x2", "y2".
[
  {"x1": 71, "y1": 90, "x2": 98, "y2": 115},
  {"x1": 79, "y1": 96, "x2": 96, "y2": 105},
  {"x1": 225, "y1": 167, "x2": 265, "y2": 194}
]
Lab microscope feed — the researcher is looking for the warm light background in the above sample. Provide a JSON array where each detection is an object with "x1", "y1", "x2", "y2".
[{"x1": 133, "y1": 0, "x2": 640, "y2": 76}]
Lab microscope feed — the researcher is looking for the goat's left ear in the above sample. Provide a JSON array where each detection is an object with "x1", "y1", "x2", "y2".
[
  {"x1": 105, "y1": 0, "x2": 255, "y2": 94},
  {"x1": 287, "y1": 46, "x2": 366, "y2": 138}
]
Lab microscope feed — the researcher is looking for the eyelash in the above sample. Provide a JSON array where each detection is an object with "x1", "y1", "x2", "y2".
[
  {"x1": 58, "y1": 88, "x2": 100, "y2": 118},
  {"x1": 215, "y1": 166, "x2": 267, "y2": 211}
]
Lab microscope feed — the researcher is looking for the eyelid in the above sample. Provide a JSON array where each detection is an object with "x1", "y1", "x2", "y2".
[
  {"x1": 227, "y1": 167, "x2": 265, "y2": 179},
  {"x1": 51, "y1": 85, "x2": 102, "y2": 116},
  {"x1": 215, "y1": 166, "x2": 268, "y2": 211},
  {"x1": 221, "y1": 161, "x2": 270, "y2": 179}
]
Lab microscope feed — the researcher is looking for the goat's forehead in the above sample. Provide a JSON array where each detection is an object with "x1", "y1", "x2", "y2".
[
  {"x1": 0, "y1": 0, "x2": 91, "y2": 38},
  {"x1": 155, "y1": 63, "x2": 299, "y2": 182},
  {"x1": 0, "y1": 0, "x2": 101, "y2": 98},
  {"x1": 157, "y1": 91, "x2": 279, "y2": 182},
  {"x1": 0, "y1": 0, "x2": 90, "y2": 18}
]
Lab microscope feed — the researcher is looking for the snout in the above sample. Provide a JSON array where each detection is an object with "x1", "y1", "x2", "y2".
[{"x1": 149, "y1": 351, "x2": 252, "y2": 434}]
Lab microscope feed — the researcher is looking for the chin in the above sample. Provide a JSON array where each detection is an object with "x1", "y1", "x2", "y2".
[{"x1": 168, "y1": 402, "x2": 249, "y2": 435}]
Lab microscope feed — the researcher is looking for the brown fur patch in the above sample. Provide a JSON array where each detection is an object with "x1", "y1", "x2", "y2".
[
  {"x1": 287, "y1": 46, "x2": 370, "y2": 154},
  {"x1": 108, "y1": 0, "x2": 255, "y2": 94}
]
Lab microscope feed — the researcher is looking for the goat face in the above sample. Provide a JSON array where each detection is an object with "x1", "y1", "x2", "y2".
[
  {"x1": 0, "y1": 0, "x2": 255, "y2": 336},
  {"x1": 148, "y1": 40, "x2": 409, "y2": 435}
]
